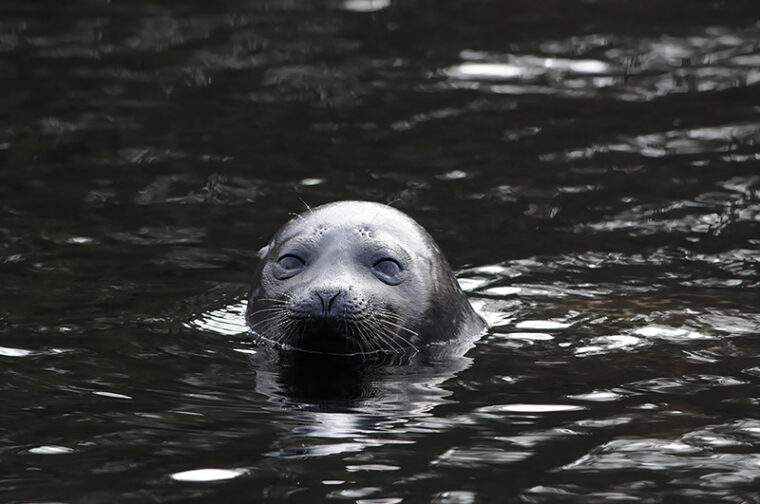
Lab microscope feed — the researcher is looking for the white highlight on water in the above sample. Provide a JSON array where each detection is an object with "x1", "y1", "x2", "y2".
[
  {"x1": 170, "y1": 468, "x2": 247, "y2": 482},
  {"x1": 0, "y1": 346, "x2": 33, "y2": 357},
  {"x1": 515, "y1": 320, "x2": 571, "y2": 330},
  {"x1": 29, "y1": 445, "x2": 74, "y2": 455}
]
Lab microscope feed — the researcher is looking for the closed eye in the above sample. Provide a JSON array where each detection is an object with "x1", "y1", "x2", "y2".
[
  {"x1": 275, "y1": 254, "x2": 306, "y2": 279},
  {"x1": 373, "y1": 258, "x2": 401, "y2": 278}
]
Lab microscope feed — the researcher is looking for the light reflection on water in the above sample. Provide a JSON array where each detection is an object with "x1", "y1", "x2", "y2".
[{"x1": 444, "y1": 24, "x2": 760, "y2": 101}]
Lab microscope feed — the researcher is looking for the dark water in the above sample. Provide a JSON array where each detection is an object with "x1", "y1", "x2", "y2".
[{"x1": 2, "y1": 0, "x2": 760, "y2": 502}]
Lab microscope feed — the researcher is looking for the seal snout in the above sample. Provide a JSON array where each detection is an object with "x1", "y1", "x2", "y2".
[{"x1": 311, "y1": 288, "x2": 344, "y2": 320}]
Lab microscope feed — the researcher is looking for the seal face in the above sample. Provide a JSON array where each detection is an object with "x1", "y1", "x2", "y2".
[{"x1": 246, "y1": 201, "x2": 485, "y2": 356}]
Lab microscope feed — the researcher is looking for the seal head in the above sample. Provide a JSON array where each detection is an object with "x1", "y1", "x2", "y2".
[{"x1": 246, "y1": 201, "x2": 485, "y2": 356}]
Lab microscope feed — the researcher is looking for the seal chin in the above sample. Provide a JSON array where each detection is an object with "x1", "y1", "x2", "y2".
[
  {"x1": 254, "y1": 318, "x2": 381, "y2": 356},
  {"x1": 296, "y1": 319, "x2": 357, "y2": 355}
]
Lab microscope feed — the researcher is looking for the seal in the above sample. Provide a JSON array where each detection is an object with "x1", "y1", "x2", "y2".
[{"x1": 246, "y1": 201, "x2": 485, "y2": 356}]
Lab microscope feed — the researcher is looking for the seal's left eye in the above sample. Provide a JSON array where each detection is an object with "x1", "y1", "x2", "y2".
[
  {"x1": 373, "y1": 258, "x2": 401, "y2": 278},
  {"x1": 278, "y1": 255, "x2": 305, "y2": 271}
]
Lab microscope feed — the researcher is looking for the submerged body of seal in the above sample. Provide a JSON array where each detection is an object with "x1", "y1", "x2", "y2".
[{"x1": 246, "y1": 201, "x2": 485, "y2": 356}]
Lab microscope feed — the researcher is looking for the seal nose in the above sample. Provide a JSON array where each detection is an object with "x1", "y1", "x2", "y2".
[{"x1": 314, "y1": 289, "x2": 342, "y2": 317}]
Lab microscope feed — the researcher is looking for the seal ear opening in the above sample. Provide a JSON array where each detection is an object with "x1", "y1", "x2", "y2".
[{"x1": 257, "y1": 244, "x2": 270, "y2": 259}]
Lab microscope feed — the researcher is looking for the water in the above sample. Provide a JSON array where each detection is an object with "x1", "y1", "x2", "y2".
[{"x1": 1, "y1": 1, "x2": 759, "y2": 502}]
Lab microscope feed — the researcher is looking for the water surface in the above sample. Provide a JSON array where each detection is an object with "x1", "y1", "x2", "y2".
[{"x1": 1, "y1": 1, "x2": 759, "y2": 503}]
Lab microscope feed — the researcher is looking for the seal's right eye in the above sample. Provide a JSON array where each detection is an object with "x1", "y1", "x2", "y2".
[
  {"x1": 275, "y1": 254, "x2": 305, "y2": 278},
  {"x1": 374, "y1": 258, "x2": 401, "y2": 277},
  {"x1": 372, "y1": 258, "x2": 404, "y2": 285},
  {"x1": 278, "y1": 254, "x2": 305, "y2": 270}
]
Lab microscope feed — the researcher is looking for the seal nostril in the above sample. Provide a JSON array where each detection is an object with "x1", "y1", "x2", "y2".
[
  {"x1": 327, "y1": 292, "x2": 340, "y2": 313},
  {"x1": 315, "y1": 289, "x2": 342, "y2": 317}
]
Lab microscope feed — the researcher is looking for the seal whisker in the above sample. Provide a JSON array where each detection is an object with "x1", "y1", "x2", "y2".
[
  {"x1": 352, "y1": 321, "x2": 372, "y2": 356},
  {"x1": 371, "y1": 316, "x2": 419, "y2": 353},
  {"x1": 251, "y1": 313, "x2": 288, "y2": 327},
  {"x1": 270, "y1": 318, "x2": 301, "y2": 348},
  {"x1": 374, "y1": 312, "x2": 420, "y2": 338},
  {"x1": 353, "y1": 319, "x2": 382, "y2": 355},
  {"x1": 271, "y1": 321, "x2": 296, "y2": 349},
  {"x1": 298, "y1": 197, "x2": 313, "y2": 214},
  {"x1": 360, "y1": 321, "x2": 387, "y2": 354},
  {"x1": 358, "y1": 321, "x2": 385, "y2": 355},
  {"x1": 374, "y1": 328, "x2": 401, "y2": 354},
  {"x1": 349, "y1": 322, "x2": 367, "y2": 355},
  {"x1": 377, "y1": 310, "x2": 415, "y2": 325},
  {"x1": 254, "y1": 297, "x2": 290, "y2": 304},
  {"x1": 380, "y1": 321, "x2": 420, "y2": 339},
  {"x1": 251, "y1": 310, "x2": 299, "y2": 346},
  {"x1": 364, "y1": 316, "x2": 406, "y2": 353},
  {"x1": 366, "y1": 318, "x2": 403, "y2": 353},
  {"x1": 248, "y1": 307, "x2": 291, "y2": 316},
  {"x1": 355, "y1": 324, "x2": 376, "y2": 355},
  {"x1": 384, "y1": 197, "x2": 401, "y2": 208}
]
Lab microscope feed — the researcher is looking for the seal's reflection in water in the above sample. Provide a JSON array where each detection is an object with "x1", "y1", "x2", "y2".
[
  {"x1": 251, "y1": 340, "x2": 478, "y2": 455},
  {"x1": 276, "y1": 352, "x2": 382, "y2": 405}
]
